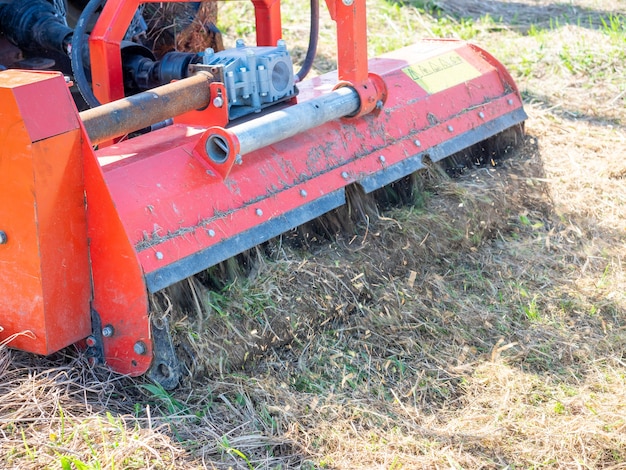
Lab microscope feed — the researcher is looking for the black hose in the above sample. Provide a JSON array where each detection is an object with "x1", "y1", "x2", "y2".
[
  {"x1": 294, "y1": 0, "x2": 319, "y2": 83},
  {"x1": 71, "y1": 0, "x2": 105, "y2": 108}
]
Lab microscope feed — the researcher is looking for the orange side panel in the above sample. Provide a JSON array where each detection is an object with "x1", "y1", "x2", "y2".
[{"x1": 0, "y1": 71, "x2": 91, "y2": 354}]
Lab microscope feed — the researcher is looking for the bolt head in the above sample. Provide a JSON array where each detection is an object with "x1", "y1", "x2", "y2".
[
  {"x1": 379, "y1": 155, "x2": 386, "y2": 164},
  {"x1": 414, "y1": 140, "x2": 421, "y2": 147},
  {"x1": 507, "y1": 99, "x2": 514, "y2": 105},
  {"x1": 208, "y1": 229, "x2": 216, "y2": 237},
  {"x1": 300, "y1": 189, "x2": 308, "y2": 197},
  {"x1": 447, "y1": 125, "x2": 454, "y2": 132},
  {"x1": 341, "y1": 171, "x2": 349, "y2": 180},
  {"x1": 155, "y1": 251, "x2": 164, "y2": 260},
  {"x1": 255, "y1": 208, "x2": 263, "y2": 216},
  {"x1": 342, "y1": 0, "x2": 354, "y2": 5},
  {"x1": 0, "y1": 231, "x2": 6, "y2": 244},
  {"x1": 213, "y1": 96, "x2": 224, "y2": 108},
  {"x1": 134, "y1": 341, "x2": 147, "y2": 355},
  {"x1": 478, "y1": 111, "x2": 485, "y2": 119},
  {"x1": 102, "y1": 325, "x2": 114, "y2": 338}
]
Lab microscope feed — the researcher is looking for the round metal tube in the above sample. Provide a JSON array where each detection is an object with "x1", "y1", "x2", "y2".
[
  {"x1": 234, "y1": 86, "x2": 360, "y2": 156},
  {"x1": 80, "y1": 72, "x2": 213, "y2": 145}
]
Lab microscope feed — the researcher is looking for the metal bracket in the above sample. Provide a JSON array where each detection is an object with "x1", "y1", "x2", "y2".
[
  {"x1": 146, "y1": 314, "x2": 181, "y2": 390},
  {"x1": 189, "y1": 63, "x2": 225, "y2": 83},
  {"x1": 85, "y1": 308, "x2": 105, "y2": 364}
]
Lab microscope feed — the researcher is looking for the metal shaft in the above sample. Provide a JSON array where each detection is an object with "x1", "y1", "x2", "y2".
[
  {"x1": 234, "y1": 86, "x2": 360, "y2": 156},
  {"x1": 80, "y1": 72, "x2": 213, "y2": 145}
]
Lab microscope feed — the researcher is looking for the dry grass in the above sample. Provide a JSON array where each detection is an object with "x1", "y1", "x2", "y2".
[
  {"x1": 435, "y1": 0, "x2": 626, "y2": 30},
  {"x1": 2, "y1": 1, "x2": 626, "y2": 469}
]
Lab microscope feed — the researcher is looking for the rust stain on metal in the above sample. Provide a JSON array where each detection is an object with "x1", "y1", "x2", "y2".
[{"x1": 80, "y1": 72, "x2": 214, "y2": 145}]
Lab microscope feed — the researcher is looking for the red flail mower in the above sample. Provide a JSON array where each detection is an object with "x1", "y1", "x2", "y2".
[{"x1": 0, "y1": 0, "x2": 525, "y2": 388}]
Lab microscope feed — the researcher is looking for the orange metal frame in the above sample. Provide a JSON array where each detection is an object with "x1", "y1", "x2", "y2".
[{"x1": 0, "y1": 71, "x2": 91, "y2": 355}]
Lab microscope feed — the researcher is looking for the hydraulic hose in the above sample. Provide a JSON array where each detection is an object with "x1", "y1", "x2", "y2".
[
  {"x1": 294, "y1": 0, "x2": 319, "y2": 83},
  {"x1": 70, "y1": 0, "x2": 105, "y2": 108}
]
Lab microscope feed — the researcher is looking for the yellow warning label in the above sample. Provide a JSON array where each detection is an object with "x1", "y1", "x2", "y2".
[{"x1": 402, "y1": 51, "x2": 481, "y2": 94}]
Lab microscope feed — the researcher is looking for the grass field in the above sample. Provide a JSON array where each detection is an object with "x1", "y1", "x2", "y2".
[{"x1": 1, "y1": 0, "x2": 625, "y2": 468}]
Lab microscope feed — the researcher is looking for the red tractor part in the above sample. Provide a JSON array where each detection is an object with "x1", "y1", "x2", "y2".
[{"x1": 0, "y1": 0, "x2": 526, "y2": 388}]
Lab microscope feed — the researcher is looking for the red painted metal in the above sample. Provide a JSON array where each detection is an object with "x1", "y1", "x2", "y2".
[
  {"x1": 194, "y1": 126, "x2": 241, "y2": 179},
  {"x1": 88, "y1": 0, "x2": 383, "y2": 128},
  {"x1": 0, "y1": 70, "x2": 151, "y2": 375},
  {"x1": 88, "y1": 0, "x2": 139, "y2": 104},
  {"x1": 325, "y1": 0, "x2": 368, "y2": 84},
  {"x1": 0, "y1": 71, "x2": 91, "y2": 354},
  {"x1": 175, "y1": 82, "x2": 229, "y2": 128},
  {"x1": 251, "y1": 0, "x2": 282, "y2": 46},
  {"x1": 321, "y1": 0, "x2": 386, "y2": 116},
  {"x1": 83, "y1": 136, "x2": 152, "y2": 376}
]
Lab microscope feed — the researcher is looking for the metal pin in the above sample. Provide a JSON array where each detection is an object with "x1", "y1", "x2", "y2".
[
  {"x1": 102, "y1": 325, "x2": 114, "y2": 338},
  {"x1": 0, "y1": 231, "x2": 6, "y2": 244}
]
